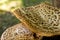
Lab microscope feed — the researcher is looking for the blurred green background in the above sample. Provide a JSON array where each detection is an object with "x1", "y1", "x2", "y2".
[{"x1": 0, "y1": 0, "x2": 51, "y2": 37}]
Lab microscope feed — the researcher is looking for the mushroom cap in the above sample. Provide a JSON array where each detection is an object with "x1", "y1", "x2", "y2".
[
  {"x1": 13, "y1": 3, "x2": 60, "y2": 36},
  {"x1": 1, "y1": 23, "x2": 35, "y2": 40}
]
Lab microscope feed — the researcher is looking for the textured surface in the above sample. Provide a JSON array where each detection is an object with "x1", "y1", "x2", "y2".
[
  {"x1": 1, "y1": 23, "x2": 42, "y2": 40},
  {"x1": 13, "y1": 3, "x2": 60, "y2": 36},
  {"x1": 1, "y1": 23, "x2": 34, "y2": 40}
]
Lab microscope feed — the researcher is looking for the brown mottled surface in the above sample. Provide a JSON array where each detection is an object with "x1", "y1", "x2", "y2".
[
  {"x1": 13, "y1": 3, "x2": 60, "y2": 36},
  {"x1": 1, "y1": 23, "x2": 43, "y2": 40}
]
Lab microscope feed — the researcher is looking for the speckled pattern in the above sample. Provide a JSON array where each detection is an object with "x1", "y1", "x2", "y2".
[
  {"x1": 1, "y1": 23, "x2": 35, "y2": 40},
  {"x1": 13, "y1": 3, "x2": 60, "y2": 36}
]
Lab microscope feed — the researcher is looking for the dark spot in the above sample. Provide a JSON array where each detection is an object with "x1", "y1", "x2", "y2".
[
  {"x1": 52, "y1": 8, "x2": 54, "y2": 10},
  {"x1": 41, "y1": 9, "x2": 42, "y2": 10},
  {"x1": 42, "y1": 35, "x2": 60, "y2": 40},
  {"x1": 54, "y1": 19, "x2": 56, "y2": 21},
  {"x1": 14, "y1": 33, "x2": 18, "y2": 36},
  {"x1": 42, "y1": 22, "x2": 44, "y2": 24},
  {"x1": 33, "y1": 33, "x2": 38, "y2": 39},
  {"x1": 54, "y1": 9, "x2": 58, "y2": 11},
  {"x1": 48, "y1": 15, "x2": 51, "y2": 16},
  {"x1": 58, "y1": 12, "x2": 60, "y2": 14},
  {"x1": 53, "y1": 24, "x2": 56, "y2": 26},
  {"x1": 48, "y1": 7, "x2": 51, "y2": 9},
  {"x1": 49, "y1": 27, "x2": 53, "y2": 30}
]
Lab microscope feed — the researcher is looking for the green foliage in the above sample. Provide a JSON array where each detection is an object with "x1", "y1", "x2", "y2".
[
  {"x1": 22, "y1": 0, "x2": 51, "y2": 7},
  {"x1": 0, "y1": 11, "x2": 20, "y2": 36}
]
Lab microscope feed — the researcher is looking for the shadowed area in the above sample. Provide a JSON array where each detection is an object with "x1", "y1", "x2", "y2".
[{"x1": 42, "y1": 35, "x2": 60, "y2": 40}]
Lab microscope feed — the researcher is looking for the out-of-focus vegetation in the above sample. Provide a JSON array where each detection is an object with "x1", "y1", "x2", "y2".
[
  {"x1": 0, "y1": 0, "x2": 23, "y2": 11},
  {"x1": 23, "y1": 0, "x2": 51, "y2": 7},
  {"x1": 0, "y1": 11, "x2": 20, "y2": 36},
  {"x1": 0, "y1": 0, "x2": 51, "y2": 37}
]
